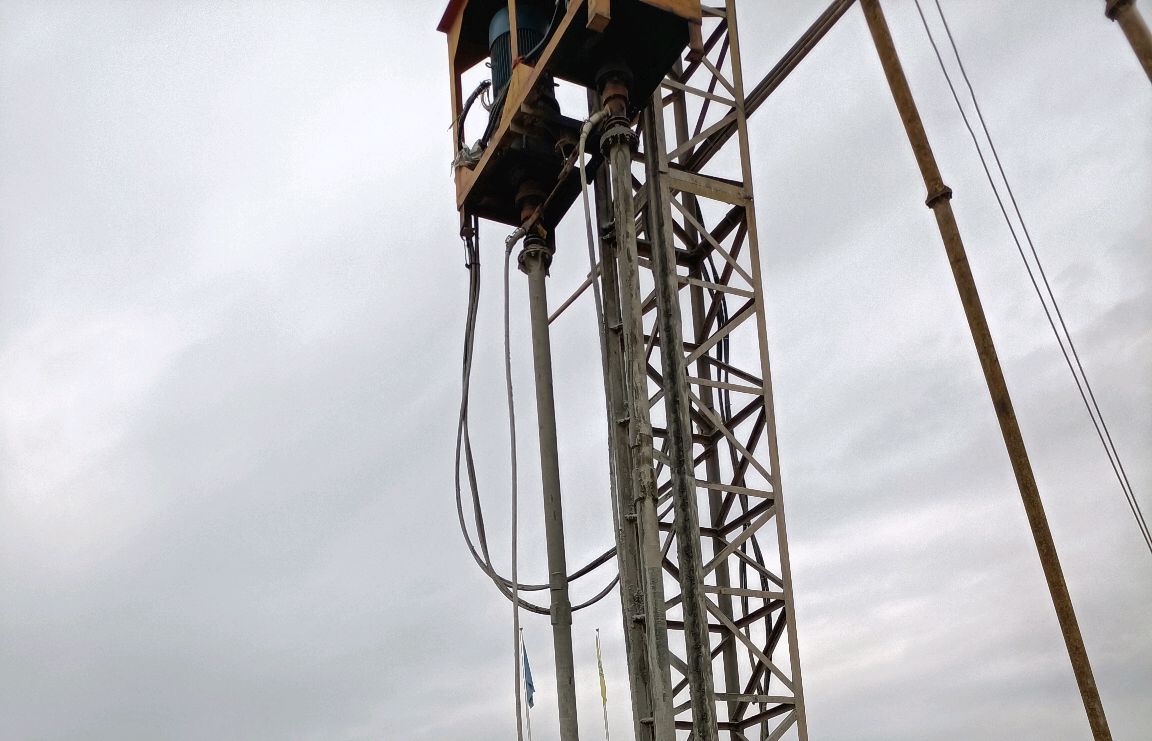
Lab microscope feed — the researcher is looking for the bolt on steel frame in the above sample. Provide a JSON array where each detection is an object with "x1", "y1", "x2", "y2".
[{"x1": 593, "y1": 2, "x2": 808, "y2": 738}]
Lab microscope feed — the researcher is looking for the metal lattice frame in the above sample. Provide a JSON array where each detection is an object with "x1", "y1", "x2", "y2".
[{"x1": 594, "y1": 3, "x2": 807, "y2": 740}]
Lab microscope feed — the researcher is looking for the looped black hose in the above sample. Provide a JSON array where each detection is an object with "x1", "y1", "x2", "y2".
[
  {"x1": 457, "y1": 79, "x2": 493, "y2": 150},
  {"x1": 454, "y1": 212, "x2": 619, "y2": 614},
  {"x1": 479, "y1": 83, "x2": 509, "y2": 150}
]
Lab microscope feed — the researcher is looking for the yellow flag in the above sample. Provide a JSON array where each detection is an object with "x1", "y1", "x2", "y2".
[{"x1": 596, "y1": 630, "x2": 607, "y2": 705}]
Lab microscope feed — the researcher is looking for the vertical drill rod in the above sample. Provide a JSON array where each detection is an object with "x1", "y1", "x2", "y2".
[
  {"x1": 602, "y1": 119, "x2": 679, "y2": 740},
  {"x1": 522, "y1": 243, "x2": 582, "y2": 741}
]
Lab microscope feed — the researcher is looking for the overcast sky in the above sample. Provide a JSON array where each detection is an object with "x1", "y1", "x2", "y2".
[{"x1": 0, "y1": 1, "x2": 1149, "y2": 740}]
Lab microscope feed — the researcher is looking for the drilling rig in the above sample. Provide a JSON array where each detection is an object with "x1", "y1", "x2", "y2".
[
  {"x1": 440, "y1": 1, "x2": 1146, "y2": 740},
  {"x1": 441, "y1": 2, "x2": 808, "y2": 739}
]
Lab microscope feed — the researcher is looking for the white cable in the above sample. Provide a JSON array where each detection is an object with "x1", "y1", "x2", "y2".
[
  {"x1": 577, "y1": 108, "x2": 622, "y2": 536},
  {"x1": 577, "y1": 109, "x2": 609, "y2": 321},
  {"x1": 505, "y1": 230, "x2": 525, "y2": 741},
  {"x1": 498, "y1": 112, "x2": 616, "y2": 738}
]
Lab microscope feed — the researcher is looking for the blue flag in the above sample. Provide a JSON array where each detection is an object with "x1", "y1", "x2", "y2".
[{"x1": 522, "y1": 643, "x2": 535, "y2": 709}]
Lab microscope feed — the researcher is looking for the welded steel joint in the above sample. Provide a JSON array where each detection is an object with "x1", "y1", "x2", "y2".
[{"x1": 925, "y1": 184, "x2": 953, "y2": 209}]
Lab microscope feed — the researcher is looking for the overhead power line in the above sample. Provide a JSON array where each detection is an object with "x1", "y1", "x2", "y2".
[{"x1": 913, "y1": 0, "x2": 1152, "y2": 557}]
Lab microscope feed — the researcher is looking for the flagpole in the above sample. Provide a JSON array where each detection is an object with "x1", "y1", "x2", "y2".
[
  {"x1": 596, "y1": 629, "x2": 610, "y2": 741},
  {"x1": 509, "y1": 277, "x2": 524, "y2": 741}
]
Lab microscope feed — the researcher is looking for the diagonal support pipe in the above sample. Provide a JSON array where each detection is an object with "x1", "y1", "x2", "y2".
[
  {"x1": 859, "y1": 2, "x2": 1112, "y2": 739},
  {"x1": 1107, "y1": 0, "x2": 1152, "y2": 82}
]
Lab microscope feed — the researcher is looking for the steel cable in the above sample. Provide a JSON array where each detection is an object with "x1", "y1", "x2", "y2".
[
  {"x1": 913, "y1": 0, "x2": 1152, "y2": 556},
  {"x1": 578, "y1": 107, "x2": 621, "y2": 536},
  {"x1": 504, "y1": 232, "x2": 525, "y2": 741}
]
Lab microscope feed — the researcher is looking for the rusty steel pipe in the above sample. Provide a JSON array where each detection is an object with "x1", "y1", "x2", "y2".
[
  {"x1": 859, "y1": 2, "x2": 1113, "y2": 740},
  {"x1": 1107, "y1": 0, "x2": 1152, "y2": 82}
]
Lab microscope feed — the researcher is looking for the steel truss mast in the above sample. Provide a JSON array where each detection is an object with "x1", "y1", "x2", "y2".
[{"x1": 594, "y1": 4, "x2": 807, "y2": 739}]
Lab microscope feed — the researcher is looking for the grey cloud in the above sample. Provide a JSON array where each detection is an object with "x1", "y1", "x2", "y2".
[{"x1": 1, "y1": 2, "x2": 1149, "y2": 740}]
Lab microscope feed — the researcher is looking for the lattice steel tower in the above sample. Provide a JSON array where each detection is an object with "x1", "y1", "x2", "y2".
[
  {"x1": 440, "y1": 1, "x2": 1146, "y2": 738},
  {"x1": 593, "y1": 7, "x2": 809, "y2": 739},
  {"x1": 441, "y1": 2, "x2": 810, "y2": 738}
]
